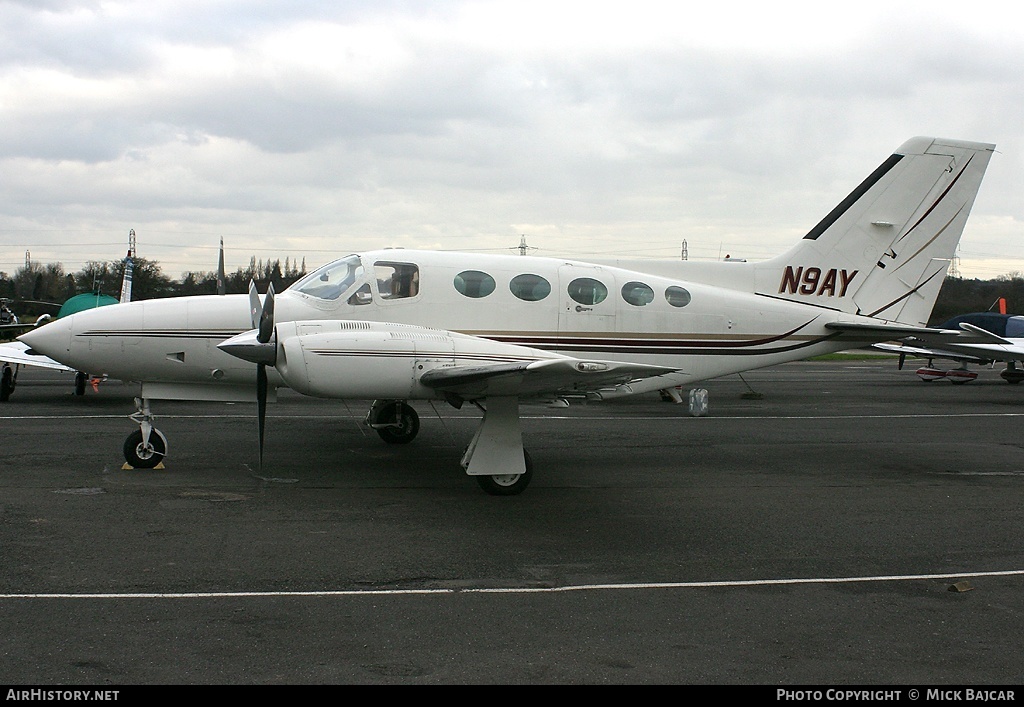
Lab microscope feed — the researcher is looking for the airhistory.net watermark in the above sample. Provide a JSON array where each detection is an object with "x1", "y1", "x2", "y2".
[{"x1": 6, "y1": 691, "x2": 119, "y2": 702}]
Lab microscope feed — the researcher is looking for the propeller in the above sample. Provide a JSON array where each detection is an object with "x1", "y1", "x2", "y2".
[
  {"x1": 256, "y1": 283, "x2": 275, "y2": 465},
  {"x1": 219, "y1": 281, "x2": 281, "y2": 465},
  {"x1": 229, "y1": 280, "x2": 278, "y2": 466}
]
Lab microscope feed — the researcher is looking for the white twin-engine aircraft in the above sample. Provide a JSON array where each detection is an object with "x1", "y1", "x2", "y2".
[{"x1": 20, "y1": 136, "x2": 996, "y2": 494}]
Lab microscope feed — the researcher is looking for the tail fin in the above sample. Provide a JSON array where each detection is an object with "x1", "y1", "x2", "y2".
[{"x1": 755, "y1": 137, "x2": 995, "y2": 326}]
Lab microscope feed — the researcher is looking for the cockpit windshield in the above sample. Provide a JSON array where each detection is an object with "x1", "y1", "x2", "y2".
[{"x1": 290, "y1": 254, "x2": 364, "y2": 301}]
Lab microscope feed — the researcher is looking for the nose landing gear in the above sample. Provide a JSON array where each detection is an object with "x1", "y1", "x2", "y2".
[{"x1": 123, "y1": 397, "x2": 168, "y2": 469}]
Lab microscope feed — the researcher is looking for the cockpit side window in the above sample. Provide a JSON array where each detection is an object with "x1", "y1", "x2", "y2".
[
  {"x1": 347, "y1": 283, "x2": 372, "y2": 306},
  {"x1": 291, "y1": 255, "x2": 364, "y2": 301},
  {"x1": 375, "y1": 262, "x2": 420, "y2": 300}
]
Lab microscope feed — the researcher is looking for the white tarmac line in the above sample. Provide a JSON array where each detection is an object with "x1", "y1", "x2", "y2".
[{"x1": 4, "y1": 569, "x2": 1023, "y2": 600}]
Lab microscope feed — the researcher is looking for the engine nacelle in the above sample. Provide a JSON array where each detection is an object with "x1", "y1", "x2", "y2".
[{"x1": 273, "y1": 320, "x2": 550, "y2": 400}]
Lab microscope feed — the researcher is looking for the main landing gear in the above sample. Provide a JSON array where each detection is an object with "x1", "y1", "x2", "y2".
[
  {"x1": 365, "y1": 399, "x2": 420, "y2": 444},
  {"x1": 0, "y1": 363, "x2": 16, "y2": 402},
  {"x1": 1001, "y1": 361, "x2": 1024, "y2": 385},
  {"x1": 364, "y1": 397, "x2": 534, "y2": 495},
  {"x1": 460, "y1": 396, "x2": 532, "y2": 496},
  {"x1": 74, "y1": 371, "x2": 88, "y2": 397},
  {"x1": 123, "y1": 397, "x2": 168, "y2": 469}
]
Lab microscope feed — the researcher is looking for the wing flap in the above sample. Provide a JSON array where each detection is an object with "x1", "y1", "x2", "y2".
[{"x1": 419, "y1": 358, "x2": 677, "y2": 398}]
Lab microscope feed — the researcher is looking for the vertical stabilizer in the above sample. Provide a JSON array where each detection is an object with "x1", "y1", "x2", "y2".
[{"x1": 755, "y1": 137, "x2": 995, "y2": 326}]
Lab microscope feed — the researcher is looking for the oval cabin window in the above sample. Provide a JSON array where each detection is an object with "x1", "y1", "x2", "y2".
[
  {"x1": 665, "y1": 286, "x2": 692, "y2": 307},
  {"x1": 621, "y1": 281, "x2": 654, "y2": 306},
  {"x1": 509, "y1": 274, "x2": 551, "y2": 302},
  {"x1": 567, "y1": 278, "x2": 608, "y2": 306},
  {"x1": 453, "y1": 270, "x2": 496, "y2": 298}
]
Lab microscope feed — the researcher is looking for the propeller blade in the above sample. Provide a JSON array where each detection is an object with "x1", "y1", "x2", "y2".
[
  {"x1": 257, "y1": 363, "x2": 268, "y2": 466},
  {"x1": 258, "y1": 284, "x2": 275, "y2": 344},
  {"x1": 248, "y1": 280, "x2": 261, "y2": 330}
]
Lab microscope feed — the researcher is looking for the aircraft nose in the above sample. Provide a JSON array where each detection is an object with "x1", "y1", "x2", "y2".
[{"x1": 18, "y1": 316, "x2": 73, "y2": 360}]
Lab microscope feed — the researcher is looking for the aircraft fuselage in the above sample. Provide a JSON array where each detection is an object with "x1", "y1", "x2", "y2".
[{"x1": 22, "y1": 249, "x2": 871, "y2": 401}]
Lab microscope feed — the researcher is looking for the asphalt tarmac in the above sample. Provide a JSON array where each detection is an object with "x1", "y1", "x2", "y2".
[{"x1": 1, "y1": 359, "x2": 1022, "y2": 685}]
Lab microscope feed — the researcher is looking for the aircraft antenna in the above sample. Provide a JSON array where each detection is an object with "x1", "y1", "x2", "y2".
[{"x1": 681, "y1": 240, "x2": 688, "y2": 261}]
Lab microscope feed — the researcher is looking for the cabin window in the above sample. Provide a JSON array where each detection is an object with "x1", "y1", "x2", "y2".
[
  {"x1": 509, "y1": 274, "x2": 551, "y2": 302},
  {"x1": 453, "y1": 270, "x2": 496, "y2": 298},
  {"x1": 621, "y1": 281, "x2": 654, "y2": 306},
  {"x1": 665, "y1": 286, "x2": 692, "y2": 307},
  {"x1": 375, "y1": 262, "x2": 420, "y2": 300},
  {"x1": 567, "y1": 277, "x2": 608, "y2": 306},
  {"x1": 291, "y1": 254, "x2": 364, "y2": 301}
]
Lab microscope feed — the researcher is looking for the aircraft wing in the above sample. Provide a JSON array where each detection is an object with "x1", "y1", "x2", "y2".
[
  {"x1": 0, "y1": 341, "x2": 75, "y2": 371},
  {"x1": 418, "y1": 358, "x2": 678, "y2": 399}
]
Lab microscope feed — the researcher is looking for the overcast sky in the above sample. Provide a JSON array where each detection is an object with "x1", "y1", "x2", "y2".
[{"x1": 1, "y1": 0, "x2": 1022, "y2": 281}]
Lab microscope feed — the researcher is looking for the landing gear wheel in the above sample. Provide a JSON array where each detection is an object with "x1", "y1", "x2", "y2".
[
  {"x1": 74, "y1": 371, "x2": 87, "y2": 396},
  {"x1": 1001, "y1": 366, "x2": 1024, "y2": 385},
  {"x1": 475, "y1": 450, "x2": 533, "y2": 496},
  {"x1": 123, "y1": 429, "x2": 167, "y2": 469},
  {"x1": 374, "y1": 402, "x2": 420, "y2": 444},
  {"x1": 0, "y1": 366, "x2": 14, "y2": 402}
]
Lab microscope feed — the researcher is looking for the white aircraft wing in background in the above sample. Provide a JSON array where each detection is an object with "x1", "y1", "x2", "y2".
[{"x1": 0, "y1": 341, "x2": 74, "y2": 371}]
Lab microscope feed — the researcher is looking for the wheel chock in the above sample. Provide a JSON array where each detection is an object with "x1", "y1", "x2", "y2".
[
  {"x1": 120, "y1": 462, "x2": 166, "y2": 470},
  {"x1": 948, "y1": 580, "x2": 974, "y2": 593}
]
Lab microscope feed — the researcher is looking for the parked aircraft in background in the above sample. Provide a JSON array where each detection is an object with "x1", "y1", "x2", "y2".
[
  {"x1": 22, "y1": 137, "x2": 996, "y2": 493},
  {"x1": 874, "y1": 300, "x2": 1024, "y2": 384}
]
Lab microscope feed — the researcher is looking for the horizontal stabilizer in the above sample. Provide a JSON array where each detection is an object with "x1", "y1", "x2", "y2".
[
  {"x1": 824, "y1": 321, "x2": 963, "y2": 338},
  {"x1": 871, "y1": 342, "x2": 991, "y2": 365}
]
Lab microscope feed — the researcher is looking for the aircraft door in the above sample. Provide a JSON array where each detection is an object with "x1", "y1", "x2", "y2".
[{"x1": 557, "y1": 264, "x2": 616, "y2": 337}]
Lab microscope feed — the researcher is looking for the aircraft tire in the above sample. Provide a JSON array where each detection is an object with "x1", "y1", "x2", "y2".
[
  {"x1": 74, "y1": 372, "x2": 87, "y2": 396},
  {"x1": 0, "y1": 366, "x2": 14, "y2": 402},
  {"x1": 475, "y1": 450, "x2": 533, "y2": 496},
  {"x1": 123, "y1": 429, "x2": 167, "y2": 469},
  {"x1": 374, "y1": 402, "x2": 420, "y2": 444}
]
